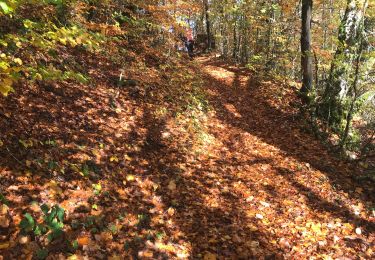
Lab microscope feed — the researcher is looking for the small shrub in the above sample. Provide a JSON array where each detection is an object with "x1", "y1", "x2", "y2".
[{"x1": 20, "y1": 204, "x2": 65, "y2": 242}]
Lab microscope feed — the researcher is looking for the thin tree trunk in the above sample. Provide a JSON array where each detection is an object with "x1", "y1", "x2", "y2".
[
  {"x1": 313, "y1": 49, "x2": 319, "y2": 87},
  {"x1": 340, "y1": 45, "x2": 363, "y2": 147},
  {"x1": 301, "y1": 0, "x2": 313, "y2": 94},
  {"x1": 233, "y1": 20, "x2": 237, "y2": 59},
  {"x1": 322, "y1": 0, "x2": 328, "y2": 49},
  {"x1": 266, "y1": 4, "x2": 275, "y2": 62},
  {"x1": 204, "y1": 0, "x2": 211, "y2": 50}
]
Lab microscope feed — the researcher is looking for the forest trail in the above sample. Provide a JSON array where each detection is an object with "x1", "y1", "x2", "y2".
[
  {"x1": 163, "y1": 56, "x2": 375, "y2": 258},
  {"x1": 0, "y1": 0, "x2": 373, "y2": 258},
  {"x1": 0, "y1": 55, "x2": 374, "y2": 259}
]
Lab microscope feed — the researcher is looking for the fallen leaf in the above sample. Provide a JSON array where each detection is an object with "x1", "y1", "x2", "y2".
[
  {"x1": 77, "y1": 236, "x2": 90, "y2": 246},
  {"x1": 0, "y1": 216, "x2": 10, "y2": 228},
  {"x1": 168, "y1": 180, "x2": 176, "y2": 191},
  {"x1": 167, "y1": 207, "x2": 175, "y2": 216},
  {"x1": 108, "y1": 255, "x2": 121, "y2": 260},
  {"x1": 246, "y1": 240, "x2": 259, "y2": 249},
  {"x1": 19, "y1": 236, "x2": 30, "y2": 245},
  {"x1": 0, "y1": 204, "x2": 9, "y2": 215},
  {"x1": 310, "y1": 223, "x2": 322, "y2": 234},
  {"x1": 110, "y1": 156, "x2": 119, "y2": 162},
  {"x1": 0, "y1": 242, "x2": 10, "y2": 249},
  {"x1": 138, "y1": 250, "x2": 153, "y2": 258},
  {"x1": 95, "y1": 232, "x2": 113, "y2": 242},
  {"x1": 247, "y1": 224, "x2": 258, "y2": 232},
  {"x1": 279, "y1": 238, "x2": 291, "y2": 249},
  {"x1": 233, "y1": 234, "x2": 242, "y2": 243},
  {"x1": 126, "y1": 175, "x2": 135, "y2": 181},
  {"x1": 246, "y1": 196, "x2": 254, "y2": 202},
  {"x1": 25, "y1": 160, "x2": 32, "y2": 167},
  {"x1": 154, "y1": 242, "x2": 176, "y2": 253},
  {"x1": 203, "y1": 252, "x2": 217, "y2": 260}
]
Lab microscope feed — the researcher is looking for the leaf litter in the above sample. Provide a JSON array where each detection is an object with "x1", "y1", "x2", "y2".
[{"x1": 0, "y1": 52, "x2": 374, "y2": 259}]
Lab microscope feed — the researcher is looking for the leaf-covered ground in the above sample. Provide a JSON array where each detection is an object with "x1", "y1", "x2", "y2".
[{"x1": 0, "y1": 52, "x2": 374, "y2": 259}]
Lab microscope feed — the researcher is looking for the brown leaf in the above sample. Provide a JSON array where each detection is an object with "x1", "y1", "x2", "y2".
[{"x1": 203, "y1": 252, "x2": 217, "y2": 260}]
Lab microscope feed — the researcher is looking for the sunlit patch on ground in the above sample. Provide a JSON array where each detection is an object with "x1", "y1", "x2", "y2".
[
  {"x1": 203, "y1": 65, "x2": 235, "y2": 86},
  {"x1": 224, "y1": 103, "x2": 242, "y2": 118}
]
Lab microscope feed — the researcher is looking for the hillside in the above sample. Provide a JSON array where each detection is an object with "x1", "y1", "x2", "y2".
[
  {"x1": 1, "y1": 50, "x2": 374, "y2": 258},
  {"x1": 0, "y1": 0, "x2": 374, "y2": 259}
]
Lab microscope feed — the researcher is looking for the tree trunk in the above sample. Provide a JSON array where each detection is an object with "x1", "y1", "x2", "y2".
[
  {"x1": 233, "y1": 20, "x2": 237, "y2": 59},
  {"x1": 340, "y1": 41, "x2": 363, "y2": 147},
  {"x1": 204, "y1": 0, "x2": 211, "y2": 51},
  {"x1": 266, "y1": 3, "x2": 275, "y2": 63},
  {"x1": 300, "y1": 0, "x2": 313, "y2": 94}
]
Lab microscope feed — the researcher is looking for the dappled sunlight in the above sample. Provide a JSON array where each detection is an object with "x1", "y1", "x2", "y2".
[
  {"x1": 237, "y1": 75, "x2": 251, "y2": 89},
  {"x1": 203, "y1": 65, "x2": 235, "y2": 86},
  {"x1": 0, "y1": 0, "x2": 373, "y2": 258},
  {"x1": 197, "y1": 57, "x2": 375, "y2": 258},
  {"x1": 224, "y1": 103, "x2": 242, "y2": 118},
  {"x1": 202, "y1": 188, "x2": 222, "y2": 209},
  {"x1": 1, "y1": 53, "x2": 373, "y2": 258}
]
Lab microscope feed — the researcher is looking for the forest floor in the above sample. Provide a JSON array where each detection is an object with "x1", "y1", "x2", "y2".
[{"x1": 0, "y1": 52, "x2": 374, "y2": 259}]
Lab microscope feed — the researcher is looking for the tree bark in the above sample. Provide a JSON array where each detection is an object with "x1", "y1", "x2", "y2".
[
  {"x1": 203, "y1": 0, "x2": 211, "y2": 50},
  {"x1": 300, "y1": 0, "x2": 313, "y2": 94},
  {"x1": 340, "y1": 40, "x2": 363, "y2": 147},
  {"x1": 233, "y1": 20, "x2": 237, "y2": 59}
]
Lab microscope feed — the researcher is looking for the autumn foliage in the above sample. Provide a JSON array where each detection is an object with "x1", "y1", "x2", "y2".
[{"x1": 0, "y1": 0, "x2": 374, "y2": 259}]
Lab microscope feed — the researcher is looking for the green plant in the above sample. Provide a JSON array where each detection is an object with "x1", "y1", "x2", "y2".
[
  {"x1": 36, "y1": 249, "x2": 49, "y2": 260},
  {"x1": 20, "y1": 204, "x2": 65, "y2": 242},
  {"x1": 0, "y1": 53, "x2": 22, "y2": 96},
  {"x1": 0, "y1": 193, "x2": 8, "y2": 205},
  {"x1": 92, "y1": 183, "x2": 102, "y2": 195},
  {"x1": 0, "y1": 1, "x2": 12, "y2": 15}
]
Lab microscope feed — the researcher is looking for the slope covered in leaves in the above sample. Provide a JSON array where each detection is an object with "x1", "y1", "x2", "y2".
[
  {"x1": 0, "y1": 49, "x2": 374, "y2": 258},
  {"x1": 0, "y1": 18, "x2": 209, "y2": 257},
  {"x1": 193, "y1": 57, "x2": 374, "y2": 258},
  {"x1": 0, "y1": 26, "x2": 374, "y2": 258}
]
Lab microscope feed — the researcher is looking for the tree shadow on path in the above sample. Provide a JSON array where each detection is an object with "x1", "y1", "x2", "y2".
[
  {"x1": 199, "y1": 56, "x2": 375, "y2": 237},
  {"x1": 127, "y1": 106, "x2": 283, "y2": 258}
]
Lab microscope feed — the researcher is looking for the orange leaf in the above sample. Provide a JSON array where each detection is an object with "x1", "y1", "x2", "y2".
[{"x1": 77, "y1": 236, "x2": 90, "y2": 246}]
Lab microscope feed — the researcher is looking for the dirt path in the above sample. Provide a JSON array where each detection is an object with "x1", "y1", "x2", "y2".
[{"x1": 164, "y1": 56, "x2": 374, "y2": 258}]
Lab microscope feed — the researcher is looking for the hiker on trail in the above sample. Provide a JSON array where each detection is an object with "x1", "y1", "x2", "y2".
[
  {"x1": 181, "y1": 36, "x2": 188, "y2": 51},
  {"x1": 186, "y1": 39, "x2": 194, "y2": 58},
  {"x1": 185, "y1": 28, "x2": 194, "y2": 58},
  {"x1": 177, "y1": 29, "x2": 195, "y2": 58}
]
